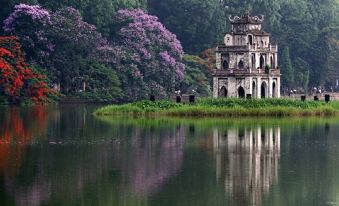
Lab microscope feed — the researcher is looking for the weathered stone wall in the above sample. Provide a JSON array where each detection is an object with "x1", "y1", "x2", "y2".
[
  {"x1": 229, "y1": 53, "x2": 237, "y2": 69},
  {"x1": 224, "y1": 34, "x2": 233, "y2": 46},
  {"x1": 254, "y1": 36, "x2": 270, "y2": 47},
  {"x1": 234, "y1": 35, "x2": 247, "y2": 46},
  {"x1": 213, "y1": 77, "x2": 219, "y2": 98},
  {"x1": 213, "y1": 76, "x2": 281, "y2": 98}
]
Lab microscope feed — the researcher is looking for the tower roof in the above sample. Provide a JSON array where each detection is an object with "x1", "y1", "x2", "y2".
[{"x1": 229, "y1": 12, "x2": 264, "y2": 25}]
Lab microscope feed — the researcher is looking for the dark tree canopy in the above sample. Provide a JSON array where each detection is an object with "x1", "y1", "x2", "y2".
[
  {"x1": 148, "y1": 0, "x2": 339, "y2": 89},
  {"x1": 1, "y1": 0, "x2": 339, "y2": 102},
  {"x1": 148, "y1": 0, "x2": 227, "y2": 54}
]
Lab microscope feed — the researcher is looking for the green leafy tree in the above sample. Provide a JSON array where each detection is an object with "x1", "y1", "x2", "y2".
[
  {"x1": 80, "y1": 62, "x2": 122, "y2": 102},
  {"x1": 294, "y1": 57, "x2": 310, "y2": 93},
  {"x1": 148, "y1": 0, "x2": 227, "y2": 53},
  {"x1": 281, "y1": 46, "x2": 294, "y2": 89},
  {"x1": 179, "y1": 55, "x2": 211, "y2": 96}
]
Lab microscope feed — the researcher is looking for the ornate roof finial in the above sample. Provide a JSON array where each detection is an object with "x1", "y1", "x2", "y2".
[{"x1": 229, "y1": 12, "x2": 264, "y2": 24}]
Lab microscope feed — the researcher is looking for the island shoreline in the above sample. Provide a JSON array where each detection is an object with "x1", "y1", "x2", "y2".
[{"x1": 94, "y1": 98, "x2": 339, "y2": 117}]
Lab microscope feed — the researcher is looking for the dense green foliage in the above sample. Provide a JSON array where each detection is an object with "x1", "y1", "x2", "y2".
[
  {"x1": 148, "y1": 0, "x2": 226, "y2": 53},
  {"x1": 231, "y1": 0, "x2": 339, "y2": 89},
  {"x1": 1, "y1": 0, "x2": 339, "y2": 102},
  {"x1": 148, "y1": 0, "x2": 339, "y2": 89},
  {"x1": 280, "y1": 47, "x2": 294, "y2": 89},
  {"x1": 179, "y1": 55, "x2": 211, "y2": 96}
]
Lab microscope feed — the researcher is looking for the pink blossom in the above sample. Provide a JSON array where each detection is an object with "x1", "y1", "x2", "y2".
[
  {"x1": 3, "y1": 4, "x2": 51, "y2": 32},
  {"x1": 114, "y1": 9, "x2": 185, "y2": 99}
]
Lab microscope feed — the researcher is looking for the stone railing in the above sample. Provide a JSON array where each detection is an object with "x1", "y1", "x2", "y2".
[
  {"x1": 213, "y1": 68, "x2": 281, "y2": 76},
  {"x1": 250, "y1": 44, "x2": 278, "y2": 52},
  {"x1": 217, "y1": 44, "x2": 278, "y2": 52},
  {"x1": 216, "y1": 45, "x2": 248, "y2": 52}
]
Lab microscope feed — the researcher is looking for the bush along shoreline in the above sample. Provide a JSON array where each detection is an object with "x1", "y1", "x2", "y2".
[{"x1": 94, "y1": 98, "x2": 339, "y2": 117}]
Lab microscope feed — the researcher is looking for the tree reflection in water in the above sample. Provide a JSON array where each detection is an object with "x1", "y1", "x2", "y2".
[
  {"x1": 0, "y1": 107, "x2": 49, "y2": 174},
  {"x1": 118, "y1": 125, "x2": 185, "y2": 197},
  {"x1": 0, "y1": 107, "x2": 51, "y2": 206},
  {"x1": 2, "y1": 112, "x2": 339, "y2": 206},
  {"x1": 0, "y1": 108, "x2": 185, "y2": 206},
  {"x1": 213, "y1": 126, "x2": 280, "y2": 206}
]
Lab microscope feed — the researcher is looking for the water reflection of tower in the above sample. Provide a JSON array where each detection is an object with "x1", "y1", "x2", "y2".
[{"x1": 213, "y1": 126, "x2": 280, "y2": 206}]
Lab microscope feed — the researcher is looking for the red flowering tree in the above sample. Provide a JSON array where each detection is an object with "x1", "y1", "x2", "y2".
[{"x1": 0, "y1": 36, "x2": 52, "y2": 103}]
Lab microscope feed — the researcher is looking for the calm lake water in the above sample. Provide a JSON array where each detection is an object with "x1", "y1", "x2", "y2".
[{"x1": 1, "y1": 105, "x2": 339, "y2": 206}]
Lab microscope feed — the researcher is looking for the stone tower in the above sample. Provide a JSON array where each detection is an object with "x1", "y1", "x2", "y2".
[{"x1": 213, "y1": 13, "x2": 281, "y2": 99}]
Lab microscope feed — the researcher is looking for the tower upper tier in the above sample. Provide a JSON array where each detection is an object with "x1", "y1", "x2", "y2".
[{"x1": 229, "y1": 12, "x2": 266, "y2": 34}]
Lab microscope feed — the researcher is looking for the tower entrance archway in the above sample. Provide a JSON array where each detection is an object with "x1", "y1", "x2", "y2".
[
  {"x1": 261, "y1": 82, "x2": 268, "y2": 99},
  {"x1": 219, "y1": 86, "x2": 228, "y2": 98},
  {"x1": 238, "y1": 86, "x2": 245, "y2": 98}
]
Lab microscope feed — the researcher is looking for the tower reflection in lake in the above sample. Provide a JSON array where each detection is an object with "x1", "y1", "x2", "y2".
[
  {"x1": 0, "y1": 105, "x2": 288, "y2": 206},
  {"x1": 213, "y1": 126, "x2": 280, "y2": 206}
]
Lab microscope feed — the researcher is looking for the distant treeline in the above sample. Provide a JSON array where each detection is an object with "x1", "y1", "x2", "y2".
[
  {"x1": 148, "y1": 0, "x2": 339, "y2": 91},
  {"x1": 0, "y1": 0, "x2": 338, "y2": 103}
]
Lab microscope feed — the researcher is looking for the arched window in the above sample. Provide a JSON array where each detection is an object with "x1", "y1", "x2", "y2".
[
  {"x1": 248, "y1": 35, "x2": 253, "y2": 45},
  {"x1": 260, "y1": 55, "x2": 265, "y2": 69},
  {"x1": 272, "y1": 82, "x2": 276, "y2": 98},
  {"x1": 252, "y1": 81, "x2": 256, "y2": 98},
  {"x1": 261, "y1": 40, "x2": 264, "y2": 48},
  {"x1": 238, "y1": 60, "x2": 244, "y2": 69},
  {"x1": 261, "y1": 82, "x2": 268, "y2": 99},
  {"x1": 223, "y1": 60, "x2": 229, "y2": 69},
  {"x1": 270, "y1": 56, "x2": 274, "y2": 68},
  {"x1": 251, "y1": 53, "x2": 256, "y2": 69}
]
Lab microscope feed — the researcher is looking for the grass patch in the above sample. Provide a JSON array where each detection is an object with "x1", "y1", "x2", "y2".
[{"x1": 94, "y1": 98, "x2": 339, "y2": 117}]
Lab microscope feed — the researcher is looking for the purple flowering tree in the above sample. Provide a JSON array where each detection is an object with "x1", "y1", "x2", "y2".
[
  {"x1": 48, "y1": 7, "x2": 110, "y2": 92},
  {"x1": 3, "y1": 6, "x2": 185, "y2": 101},
  {"x1": 3, "y1": 4, "x2": 53, "y2": 63},
  {"x1": 3, "y1": 5, "x2": 116, "y2": 95},
  {"x1": 50, "y1": 7, "x2": 105, "y2": 48},
  {"x1": 113, "y1": 9, "x2": 185, "y2": 100}
]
